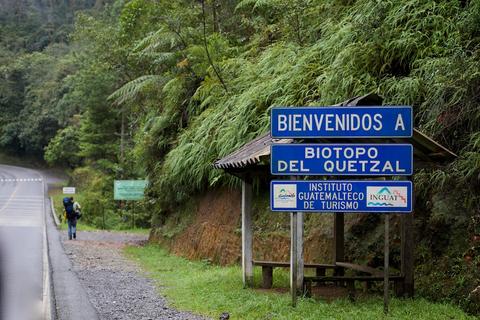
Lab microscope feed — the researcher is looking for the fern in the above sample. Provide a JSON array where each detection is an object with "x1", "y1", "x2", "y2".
[{"x1": 108, "y1": 75, "x2": 167, "y2": 106}]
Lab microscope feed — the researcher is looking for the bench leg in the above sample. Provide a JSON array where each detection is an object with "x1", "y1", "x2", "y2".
[
  {"x1": 315, "y1": 267, "x2": 325, "y2": 287},
  {"x1": 347, "y1": 280, "x2": 355, "y2": 301},
  {"x1": 334, "y1": 267, "x2": 345, "y2": 287},
  {"x1": 364, "y1": 281, "x2": 371, "y2": 292},
  {"x1": 394, "y1": 279, "x2": 404, "y2": 297},
  {"x1": 304, "y1": 280, "x2": 312, "y2": 298},
  {"x1": 262, "y1": 266, "x2": 273, "y2": 289}
]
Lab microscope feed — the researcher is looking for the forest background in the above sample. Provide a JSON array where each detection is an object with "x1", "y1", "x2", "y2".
[{"x1": 0, "y1": 0, "x2": 479, "y2": 314}]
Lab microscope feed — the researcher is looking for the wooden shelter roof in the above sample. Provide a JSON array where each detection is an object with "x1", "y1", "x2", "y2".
[{"x1": 213, "y1": 94, "x2": 457, "y2": 172}]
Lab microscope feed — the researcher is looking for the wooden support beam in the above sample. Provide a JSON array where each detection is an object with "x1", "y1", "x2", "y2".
[
  {"x1": 401, "y1": 177, "x2": 415, "y2": 297},
  {"x1": 402, "y1": 215, "x2": 414, "y2": 297},
  {"x1": 333, "y1": 212, "x2": 345, "y2": 285},
  {"x1": 384, "y1": 214, "x2": 390, "y2": 314},
  {"x1": 242, "y1": 179, "x2": 253, "y2": 288},
  {"x1": 333, "y1": 213, "x2": 345, "y2": 288},
  {"x1": 334, "y1": 213, "x2": 345, "y2": 263}
]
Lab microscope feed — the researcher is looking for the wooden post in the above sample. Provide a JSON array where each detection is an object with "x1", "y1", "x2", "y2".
[
  {"x1": 296, "y1": 211, "x2": 304, "y2": 293},
  {"x1": 333, "y1": 213, "x2": 345, "y2": 283},
  {"x1": 334, "y1": 213, "x2": 345, "y2": 263},
  {"x1": 242, "y1": 179, "x2": 253, "y2": 288},
  {"x1": 401, "y1": 216, "x2": 414, "y2": 297},
  {"x1": 384, "y1": 214, "x2": 390, "y2": 314},
  {"x1": 401, "y1": 178, "x2": 415, "y2": 298}
]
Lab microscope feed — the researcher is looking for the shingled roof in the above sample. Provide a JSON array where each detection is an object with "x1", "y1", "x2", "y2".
[{"x1": 213, "y1": 94, "x2": 457, "y2": 172}]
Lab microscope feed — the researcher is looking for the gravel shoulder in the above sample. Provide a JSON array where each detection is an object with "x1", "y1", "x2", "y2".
[{"x1": 61, "y1": 230, "x2": 207, "y2": 320}]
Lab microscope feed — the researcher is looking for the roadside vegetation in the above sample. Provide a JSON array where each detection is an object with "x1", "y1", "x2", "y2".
[{"x1": 126, "y1": 245, "x2": 475, "y2": 320}]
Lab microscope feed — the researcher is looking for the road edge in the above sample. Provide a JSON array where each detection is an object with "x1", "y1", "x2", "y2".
[
  {"x1": 43, "y1": 179, "x2": 53, "y2": 320},
  {"x1": 43, "y1": 174, "x2": 99, "y2": 320}
]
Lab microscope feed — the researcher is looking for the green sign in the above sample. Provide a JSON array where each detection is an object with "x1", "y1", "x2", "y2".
[{"x1": 114, "y1": 180, "x2": 148, "y2": 200}]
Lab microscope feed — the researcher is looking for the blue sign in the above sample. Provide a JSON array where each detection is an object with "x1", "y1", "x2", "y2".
[
  {"x1": 271, "y1": 106, "x2": 412, "y2": 138},
  {"x1": 270, "y1": 180, "x2": 412, "y2": 213},
  {"x1": 271, "y1": 144, "x2": 413, "y2": 176}
]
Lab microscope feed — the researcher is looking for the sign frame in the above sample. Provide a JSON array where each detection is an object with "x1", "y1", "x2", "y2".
[
  {"x1": 270, "y1": 180, "x2": 413, "y2": 213},
  {"x1": 270, "y1": 106, "x2": 413, "y2": 139},
  {"x1": 270, "y1": 143, "x2": 413, "y2": 176}
]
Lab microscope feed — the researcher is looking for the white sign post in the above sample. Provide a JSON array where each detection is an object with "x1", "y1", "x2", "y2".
[{"x1": 62, "y1": 187, "x2": 76, "y2": 194}]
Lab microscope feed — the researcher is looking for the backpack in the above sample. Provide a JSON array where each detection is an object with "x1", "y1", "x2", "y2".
[
  {"x1": 63, "y1": 197, "x2": 75, "y2": 220},
  {"x1": 63, "y1": 197, "x2": 70, "y2": 206}
]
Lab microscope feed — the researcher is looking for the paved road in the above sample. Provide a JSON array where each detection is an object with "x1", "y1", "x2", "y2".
[
  {"x1": 0, "y1": 164, "x2": 98, "y2": 320},
  {"x1": 0, "y1": 164, "x2": 46, "y2": 320}
]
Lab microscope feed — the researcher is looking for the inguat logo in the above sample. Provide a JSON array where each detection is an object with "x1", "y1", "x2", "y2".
[{"x1": 366, "y1": 186, "x2": 408, "y2": 207}]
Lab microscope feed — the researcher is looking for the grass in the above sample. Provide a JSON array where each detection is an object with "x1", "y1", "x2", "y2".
[{"x1": 125, "y1": 245, "x2": 476, "y2": 320}]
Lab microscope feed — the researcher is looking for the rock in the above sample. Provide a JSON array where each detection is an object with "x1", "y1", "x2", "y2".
[
  {"x1": 470, "y1": 286, "x2": 480, "y2": 304},
  {"x1": 219, "y1": 312, "x2": 230, "y2": 320}
]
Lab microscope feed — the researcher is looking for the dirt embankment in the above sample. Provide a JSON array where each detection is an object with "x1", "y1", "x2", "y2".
[{"x1": 150, "y1": 188, "x2": 337, "y2": 265}]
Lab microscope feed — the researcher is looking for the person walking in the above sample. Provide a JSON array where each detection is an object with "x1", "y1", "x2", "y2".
[{"x1": 63, "y1": 197, "x2": 78, "y2": 240}]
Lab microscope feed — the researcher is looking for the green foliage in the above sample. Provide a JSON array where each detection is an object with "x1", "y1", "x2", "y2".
[
  {"x1": 44, "y1": 126, "x2": 81, "y2": 167},
  {"x1": 108, "y1": 75, "x2": 167, "y2": 105},
  {"x1": 416, "y1": 249, "x2": 480, "y2": 315}
]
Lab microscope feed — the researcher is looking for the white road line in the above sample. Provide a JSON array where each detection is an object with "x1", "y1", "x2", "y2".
[
  {"x1": 0, "y1": 178, "x2": 42, "y2": 182},
  {"x1": 0, "y1": 196, "x2": 43, "y2": 198}
]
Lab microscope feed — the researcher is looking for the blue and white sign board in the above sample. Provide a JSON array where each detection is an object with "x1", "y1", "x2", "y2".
[
  {"x1": 271, "y1": 144, "x2": 413, "y2": 176},
  {"x1": 270, "y1": 180, "x2": 412, "y2": 213},
  {"x1": 271, "y1": 106, "x2": 412, "y2": 138}
]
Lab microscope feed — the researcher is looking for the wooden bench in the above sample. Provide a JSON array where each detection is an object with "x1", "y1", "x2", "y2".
[
  {"x1": 335, "y1": 262, "x2": 384, "y2": 277},
  {"x1": 253, "y1": 260, "x2": 337, "y2": 289},
  {"x1": 253, "y1": 260, "x2": 404, "y2": 299},
  {"x1": 303, "y1": 262, "x2": 404, "y2": 300},
  {"x1": 303, "y1": 275, "x2": 404, "y2": 300}
]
